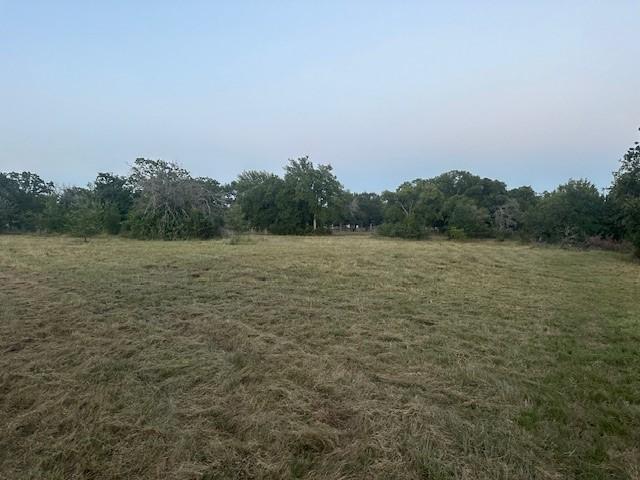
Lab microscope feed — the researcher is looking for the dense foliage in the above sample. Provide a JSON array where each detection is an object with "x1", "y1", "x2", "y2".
[
  {"x1": 126, "y1": 158, "x2": 227, "y2": 240},
  {"x1": 608, "y1": 134, "x2": 640, "y2": 255},
  {"x1": 1, "y1": 130, "x2": 640, "y2": 255}
]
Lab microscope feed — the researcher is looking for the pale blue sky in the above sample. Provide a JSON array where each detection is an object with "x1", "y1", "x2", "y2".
[{"x1": 1, "y1": 1, "x2": 638, "y2": 192}]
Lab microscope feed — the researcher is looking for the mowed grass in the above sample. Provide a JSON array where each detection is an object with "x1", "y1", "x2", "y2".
[{"x1": 1, "y1": 235, "x2": 639, "y2": 480}]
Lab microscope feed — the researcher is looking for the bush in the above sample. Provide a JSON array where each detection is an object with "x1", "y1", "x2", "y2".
[
  {"x1": 68, "y1": 200, "x2": 103, "y2": 241},
  {"x1": 495, "y1": 230, "x2": 514, "y2": 241},
  {"x1": 128, "y1": 208, "x2": 223, "y2": 240},
  {"x1": 584, "y1": 235, "x2": 627, "y2": 252},
  {"x1": 447, "y1": 227, "x2": 467, "y2": 240},
  {"x1": 268, "y1": 223, "x2": 313, "y2": 235},
  {"x1": 126, "y1": 158, "x2": 226, "y2": 240},
  {"x1": 378, "y1": 221, "x2": 428, "y2": 239},
  {"x1": 559, "y1": 226, "x2": 581, "y2": 248},
  {"x1": 225, "y1": 234, "x2": 254, "y2": 245},
  {"x1": 102, "y1": 202, "x2": 122, "y2": 235}
]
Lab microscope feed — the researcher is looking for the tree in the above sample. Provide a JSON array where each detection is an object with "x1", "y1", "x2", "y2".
[
  {"x1": 380, "y1": 179, "x2": 444, "y2": 238},
  {"x1": 465, "y1": 177, "x2": 508, "y2": 213},
  {"x1": 524, "y1": 179, "x2": 606, "y2": 243},
  {"x1": 4, "y1": 156, "x2": 636, "y2": 249},
  {"x1": 224, "y1": 203, "x2": 248, "y2": 233},
  {"x1": 68, "y1": 198, "x2": 103, "y2": 241},
  {"x1": 445, "y1": 196, "x2": 491, "y2": 238},
  {"x1": 93, "y1": 173, "x2": 134, "y2": 234},
  {"x1": 609, "y1": 129, "x2": 640, "y2": 256},
  {"x1": 234, "y1": 171, "x2": 285, "y2": 231},
  {"x1": 493, "y1": 198, "x2": 523, "y2": 237},
  {"x1": 283, "y1": 156, "x2": 343, "y2": 232},
  {"x1": 508, "y1": 186, "x2": 538, "y2": 212},
  {"x1": 431, "y1": 170, "x2": 481, "y2": 197},
  {"x1": 101, "y1": 202, "x2": 122, "y2": 235},
  {"x1": 328, "y1": 190, "x2": 354, "y2": 228},
  {"x1": 0, "y1": 171, "x2": 54, "y2": 231},
  {"x1": 349, "y1": 192, "x2": 383, "y2": 229},
  {"x1": 127, "y1": 158, "x2": 225, "y2": 239},
  {"x1": 40, "y1": 195, "x2": 67, "y2": 233},
  {"x1": 0, "y1": 180, "x2": 17, "y2": 232}
]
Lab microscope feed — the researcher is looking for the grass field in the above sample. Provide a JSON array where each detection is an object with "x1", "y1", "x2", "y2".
[{"x1": 1, "y1": 235, "x2": 639, "y2": 479}]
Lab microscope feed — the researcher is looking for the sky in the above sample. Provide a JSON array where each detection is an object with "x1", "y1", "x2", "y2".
[{"x1": 1, "y1": 1, "x2": 639, "y2": 193}]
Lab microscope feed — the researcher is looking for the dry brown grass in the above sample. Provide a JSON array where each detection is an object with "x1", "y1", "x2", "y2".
[{"x1": 1, "y1": 234, "x2": 639, "y2": 479}]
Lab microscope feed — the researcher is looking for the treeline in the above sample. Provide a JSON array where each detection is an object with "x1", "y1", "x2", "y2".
[{"x1": 1, "y1": 132, "x2": 639, "y2": 255}]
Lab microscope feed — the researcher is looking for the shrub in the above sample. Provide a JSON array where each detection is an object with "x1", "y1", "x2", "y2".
[
  {"x1": 68, "y1": 199, "x2": 103, "y2": 241},
  {"x1": 102, "y1": 202, "x2": 122, "y2": 235},
  {"x1": 378, "y1": 221, "x2": 428, "y2": 239},
  {"x1": 447, "y1": 227, "x2": 467, "y2": 240},
  {"x1": 225, "y1": 234, "x2": 254, "y2": 245},
  {"x1": 127, "y1": 159, "x2": 226, "y2": 240},
  {"x1": 584, "y1": 235, "x2": 627, "y2": 252}
]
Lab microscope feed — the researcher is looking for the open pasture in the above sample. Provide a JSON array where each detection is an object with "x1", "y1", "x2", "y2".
[{"x1": 1, "y1": 235, "x2": 639, "y2": 479}]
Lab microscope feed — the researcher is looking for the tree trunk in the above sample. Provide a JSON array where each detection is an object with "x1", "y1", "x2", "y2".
[{"x1": 313, "y1": 213, "x2": 317, "y2": 231}]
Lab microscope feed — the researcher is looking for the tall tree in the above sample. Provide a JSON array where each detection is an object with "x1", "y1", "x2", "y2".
[
  {"x1": 68, "y1": 197, "x2": 103, "y2": 242},
  {"x1": 235, "y1": 171, "x2": 285, "y2": 231},
  {"x1": 93, "y1": 173, "x2": 134, "y2": 234},
  {"x1": 381, "y1": 179, "x2": 444, "y2": 237},
  {"x1": 349, "y1": 192, "x2": 384, "y2": 229},
  {"x1": 0, "y1": 172, "x2": 54, "y2": 231},
  {"x1": 525, "y1": 179, "x2": 606, "y2": 243},
  {"x1": 283, "y1": 156, "x2": 342, "y2": 231},
  {"x1": 609, "y1": 129, "x2": 640, "y2": 255},
  {"x1": 430, "y1": 170, "x2": 481, "y2": 197}
]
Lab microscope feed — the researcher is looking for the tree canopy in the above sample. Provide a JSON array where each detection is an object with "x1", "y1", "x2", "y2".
[
  {"x1": 609, "y1": 128, "x2": 640, "y2": 254},
  {"x1": 2, "y1": 130, "x2": 639, "y2": 256}
]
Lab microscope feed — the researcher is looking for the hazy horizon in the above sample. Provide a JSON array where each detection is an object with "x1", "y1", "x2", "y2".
[{"x1": 2, "y1": 1, "x2": 639, "y2": 193}]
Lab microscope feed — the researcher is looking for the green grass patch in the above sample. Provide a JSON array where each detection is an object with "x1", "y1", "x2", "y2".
[{"x1": 1, "y1": 234, "x2": 639, "y2": 479}]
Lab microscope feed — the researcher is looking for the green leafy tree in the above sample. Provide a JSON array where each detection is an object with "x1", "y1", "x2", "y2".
[
  {"x1": 609, "y1": 129, "x2": 640, "y2": 256},
  {"x1": 431, "y1": 170, "x2": 481, "y2": 197},
  {"x1": 0, "y1": 185, "x2": 17, "y2": 231},
  {"x1": 235, "y1": 171, "x2": 285, "y2": 231},
  {"x1": 349, "y1": 192, "x2": 383, "y2": 229},
  {"x1": 68, "y1": 198, "x2": 103, "y2": 241},
  {"x1": 327, "y1": 190, "x2": 354, "y2": 228},
  {"x1": 465, "y1": 177, "x2": 508, "y2": 213},
  {"x1": 445, "y1": 196, "x2": 491, "y2": 238},
  {"x1": 40, "y1": 195, "x2": 67, "y2": 233},
  {"x1": 508, "y1": 186, "x2": 538, "y2": 212},
  {"x1": 93, "y1": 173, "x2": 134, "y2": 234},
  {"x1": 525, "y1": 179, "x2": 606, "y2": 243},
  {"x1": 380, "y1": 179, "x2": 444, "y2": 238},
  {"x1": 101, "y1": 202, "x2": 122, "y2": 234},
  {"x1": 0, "y1": 171, "x2": 54, "y2": 231},
  {"x1": 282, "y1": 156, "x2": 343, "y2": 232},
  {"x1": 224, "y1": 203, "x2": 249, "y2": 233}
]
